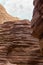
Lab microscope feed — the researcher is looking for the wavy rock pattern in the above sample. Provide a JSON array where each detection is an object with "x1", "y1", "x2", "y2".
[
  {"x1": 0, "y1": 0, "x2": 43, "y2": 65},
  {"x1": 0, "y1": 20, "x2": 43, "y2": 65}
]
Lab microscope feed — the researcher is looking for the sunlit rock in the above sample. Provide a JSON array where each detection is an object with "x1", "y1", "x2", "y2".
[{"x1": 0, "y1": 4, "x2": 20, "y2": 24}]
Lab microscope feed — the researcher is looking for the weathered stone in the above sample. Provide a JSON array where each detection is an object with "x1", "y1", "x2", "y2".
[
  {"x1": 31, "y1": 0, "x2": 43, "y2": 39},
  {"x1": 0, "y1": 4, "x2": 20, "y2": 24},
  {"x1": 0, "y1": 20, "x2": 43, "y2": 65},
  {"x1": 31, "y1": 0, "x2": 43, "y2": 57}
]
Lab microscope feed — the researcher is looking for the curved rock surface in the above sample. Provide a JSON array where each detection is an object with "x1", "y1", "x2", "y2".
[
  {"x1": 31, "y1": 0, "x2": 43, "y2": 57},
  {"x1": 31, "y1": 0, "x2": 43, "y2": 39},
  {"x1": 0, "y1": 4, "x2": 20, "y2": 24}
]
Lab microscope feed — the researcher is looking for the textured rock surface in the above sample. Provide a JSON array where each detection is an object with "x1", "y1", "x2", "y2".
[
  {"x1": 0, "y1": 4, "x2": 20, "y2": 24},
  {"x1": 0, "y1": 0, "x2": 43, "y2": 65},
  {"x1": 31, "y1": 0, "x2": 43, "y2": 39},
  {"x1": 0, "y1": 20, "x2": 43, "y2": 65},
  {"x1": 31, "y1": 0, "x2": 43, "y2": 60}
]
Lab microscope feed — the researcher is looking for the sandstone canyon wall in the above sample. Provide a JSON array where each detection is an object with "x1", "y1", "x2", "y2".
[
  {"x1": 0, "y1": 20, "x2": 43, "y2": 65},
  {"x1": 31, "y1": 0, "x2": 43, "y2": 56},
  {"x1": 0, "y1": 4, "x2": 20, "y2": 24},
  {"x1": 31, "y1": 0, "x2": 43, "y2": 39},
  {"x1": 0, "y1": 0, "x2": 43, "y2": 65}
]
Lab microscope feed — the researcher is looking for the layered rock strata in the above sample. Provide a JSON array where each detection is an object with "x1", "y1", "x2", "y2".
[{"x1": 0, "y1": 20, "x2": 43, "y2": 65}]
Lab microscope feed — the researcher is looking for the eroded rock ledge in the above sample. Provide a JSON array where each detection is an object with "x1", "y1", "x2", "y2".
[{"x1": 0, "y1": 20, "x2": 43, "y2": 65}]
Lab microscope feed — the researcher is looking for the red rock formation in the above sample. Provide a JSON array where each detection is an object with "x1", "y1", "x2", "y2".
[
  {"x1": 31, "y1": 0, "x2": 43, "y2": 57},
  {"x1": 0, "y1": 0, "x2": 43, "y2": 65},
  {"x1": 0, "y1": 20, "x2": 42, "y2": 65},
  {"x1": 31, "y1": 0, "x2": 43, "y2": 39},
  {"x1": 0, "y1": 4, "x2": 20, "y2": 24}
]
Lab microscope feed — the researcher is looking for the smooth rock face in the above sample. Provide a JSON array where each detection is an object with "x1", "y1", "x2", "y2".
[
  {"x1": 0, "y1": 4, "x2": 20, "y2": 24},
  {"x1": 0, "y1": 20, "x2": 43, "y2": 65},
  {"x1": 31, "y1": 0, "x2": 43, "y2": 39}
]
